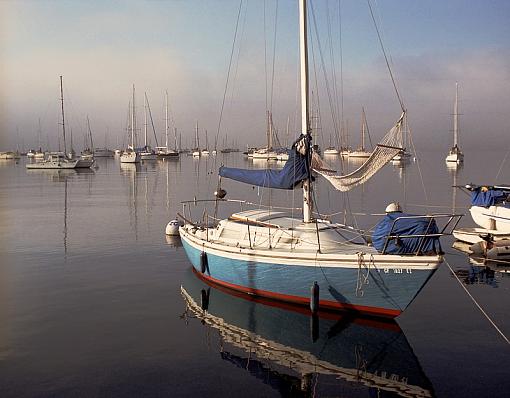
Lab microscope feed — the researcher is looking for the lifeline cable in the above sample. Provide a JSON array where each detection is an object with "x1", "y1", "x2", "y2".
[{"x1": 444, "y1": 258, "x2": 509, "y2": 345}]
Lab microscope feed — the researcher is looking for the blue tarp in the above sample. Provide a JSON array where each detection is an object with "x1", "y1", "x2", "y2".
[
  {"x1": 372, "y1": 212, "x2": 440, "y2": 254},
  {"x1": 219, "y1": 135, "x2": 310, "y2": 190},
  {"x1": 471, "y1": 189, "x2": 508, "y2": 207}
]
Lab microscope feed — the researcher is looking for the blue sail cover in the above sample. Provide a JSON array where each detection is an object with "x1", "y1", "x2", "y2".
[
  {"x1": 219, "y1": 136, "x2": 310, "y2": 190},
  {"x1": 372, "y1": 212, "x2": 439, "y2": 254},
  {"x1": 471, "y1": 189, "x2": 508, "y2": 207}
]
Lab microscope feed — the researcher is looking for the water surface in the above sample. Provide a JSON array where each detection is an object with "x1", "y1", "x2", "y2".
[{"x1": 0, "y1": 151, "x2": 508, "y2": 397}]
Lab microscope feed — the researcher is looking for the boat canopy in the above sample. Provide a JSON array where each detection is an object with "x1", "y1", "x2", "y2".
[
  {"x1": 372, "y1": 212, "x2": 440, "y2": 254},
  {"x1": 219, "y1": 135, "x2": 310, "y2": 190},
  {"x1": 471, "y1": 188, "x2": 509, "y2": 207}
]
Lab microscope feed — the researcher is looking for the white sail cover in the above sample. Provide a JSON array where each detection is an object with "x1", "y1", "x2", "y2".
[{"x1": 313, "y1": 113, "x2": 405, "y2": 192}]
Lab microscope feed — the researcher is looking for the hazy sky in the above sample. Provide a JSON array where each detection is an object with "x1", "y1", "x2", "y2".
[{"x1": 1, "y1": 0, "x2": 509, "y2": 151}]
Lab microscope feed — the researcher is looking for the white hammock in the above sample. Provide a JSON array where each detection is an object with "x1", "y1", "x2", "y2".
[{"x1": 313, "y1": 113, "x2": 405, "y2": 192}]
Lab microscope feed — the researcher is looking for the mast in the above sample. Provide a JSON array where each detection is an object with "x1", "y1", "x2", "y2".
[
  {"x1": 299, "y1": 0, "x2": 312, "y2": 222},
  {"x1": 361, "y1": 107, "x2": 366, "y2": 151},
  {"x1": 195, "y1": 121, "x2": 199, "y2": 149},
  {"x1": 144, "y1": 92, "x2": 148, "y2": 147},
  {"x1": 174, "y1": 127, "x2": 178, "y2": 151},
  {"x1": 453, "y1": 82, "x2": 459, "y2": 147},
  {"x1": 38, "y1": 118, "x2": 42, "y2": 150},
  {"x1": 60, "y1": 76, "x2": 67, "y2": 156},
  {"x1": 87, "y1": 116, "x2": 94, "y2": 150},
  {"x1": 165, "y1": 90, "x2": 169, "y2": 149},
  {"x1": 131, "y1": 84, "x2": 136, "y2": 149}
]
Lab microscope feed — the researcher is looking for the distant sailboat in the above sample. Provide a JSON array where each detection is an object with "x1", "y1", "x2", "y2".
[
  {"x1": 445, "y1": 82, "x2": 464, "y2": 163},
  {"x1": 140, "y1": 92, "x2": 157, "y2": 160},
  {"x1": 349, "y1": 107, "x2": 372, "y2": 158},
  {"x1": 120, "y1": 85, "x2": 141, "y2": 164},
  {"x1": 156, "y1": 91, "x2": 179, "y2": 158},
  {"x1": 192, "y1": 122, "x2": 201, "y2": 157},
  {"x1": 201, "y1": 130, "x2": 210, "y2": 156},
  {"x1": 27, "y1": 76, "x2": 92, "y2": 170},
  {"x1": 94, "y1": 128, "x2": 114, "y2": 157}
]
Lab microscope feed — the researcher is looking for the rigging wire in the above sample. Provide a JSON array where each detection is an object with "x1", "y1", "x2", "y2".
[
  {"x1": 338, "y1": 0, "x2": 344, "y2": 145},
  {"x1": 494, "y1": 144, "x2": 510, "y2": 182},
  {"x1": 214, "y1": 0, "x2": 244, "y2": 163},
  {"x1": 366, "y1": 0, "x2": 405, "y2": 113},
  {"x1": 269, "y1": 0, "x2": 279, "y2": 114},
  {"x1": 444, "y1": 258, "x2": 509, "y2": 345}
]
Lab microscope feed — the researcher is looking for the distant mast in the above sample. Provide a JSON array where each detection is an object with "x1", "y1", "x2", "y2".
[
  {"x1": 165, "y1": 90, "x2": 169, "y2": 150},
  {"x1": 60, "y1": 76, "x2": 67, "y2": 156},
  {"x1": 453, "y1": 82, "x2": 459, "y2": 147},
  {"x1": 299, "y1": 0, "x2": 312, "y2": 223},
  {"x1": 131, "y1": 84, "x2": 136, "y2": 149},
  {"x1": 144, "y1": 92, "x2": 148, "y2": 148}
]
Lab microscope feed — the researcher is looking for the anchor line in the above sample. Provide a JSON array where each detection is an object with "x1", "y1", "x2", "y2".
[{"x1": 444, "y1": 259, "x2": 509, "y2": 345}]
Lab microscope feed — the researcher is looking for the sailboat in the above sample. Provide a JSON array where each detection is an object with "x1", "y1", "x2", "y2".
[
  {"x1": 178, "y1": 0, "x2": 460, "y2": 318},
  {"x1": 348, "y1": 107, "x2": 372, "y2": 158},
  {"x1": 120, "y1": 85, "x2": 141, "y2": 164},
  {"x1": 81, "y1": 116, "x2": 95, "y2": 160},
  {"x1": 27, "y1": 76, "x2": 92, "y2": 170},
  {"x1": 201, "y1": 130, "x2": 210, "y2": 156},
  {"x1": 139, "y1": 93, "x2": 157, "y2": 160},
  {"x1": 445, "y1": 82, "x2": 464, "y2": 163},
  {"x1": 156, "y1": 90, "x2": 179, "y2": 158},
  {"x1": 192, "y1": 122, "x2": 201, "y2": 157},
  {"x1": 93, "y1": 129, "x2": 114, "y2": 157}
]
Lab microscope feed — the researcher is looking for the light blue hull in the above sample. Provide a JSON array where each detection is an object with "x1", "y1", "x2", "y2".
[{"x1": 181, "y1": 238, "x2": 437, "y2": 317}]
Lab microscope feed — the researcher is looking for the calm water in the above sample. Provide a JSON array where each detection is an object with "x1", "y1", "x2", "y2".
[{"x1": 0, "y1": 150, "x2": 508, "y2": 397}]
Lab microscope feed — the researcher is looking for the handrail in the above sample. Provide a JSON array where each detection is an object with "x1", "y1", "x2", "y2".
[
  {"x1": 181, "y1": 197, "x2": 302, "y2": 212},
  {"x1": 381, "y1": 214, "x2": 463, "y2": 255}
]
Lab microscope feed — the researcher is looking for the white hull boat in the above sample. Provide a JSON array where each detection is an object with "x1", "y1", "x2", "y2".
[
  {"x1": 445, "y1": 83, "x2": 464, "y2": 163},
  {"x1": 27, "y1": 77, "x2": 92, "y2": 170},
  {"x1": 453, "y1": 184, "x2": 510, "y2": 243},
  {"x1": 26, "y1": 152, "x2": 78, "y2": 169},
  {"x1": 120, "y1": 150, "x2": 140, "y2": 163},
  {"x1": 323, "y1": 148, "x2": 340, "y2": 155}
]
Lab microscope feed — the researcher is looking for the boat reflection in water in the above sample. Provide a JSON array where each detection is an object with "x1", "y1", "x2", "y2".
[
  {"x1": 452, "y1": 241, "x2": 510, "y2": 286},
  {"x1": 180, "y1": 269, "x2": 433, "y2": 398}
]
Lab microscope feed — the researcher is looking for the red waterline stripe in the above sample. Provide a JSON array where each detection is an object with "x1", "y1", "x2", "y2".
[{"x1": 192, "y1": 268, "x2": 402, "y2": 320}]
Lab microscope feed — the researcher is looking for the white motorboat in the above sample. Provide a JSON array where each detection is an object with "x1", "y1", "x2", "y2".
[
  {"x1": 0, "y1": 151, "x2": 20, "y2": 160},
  {"x1": 323, "y1": 147, "x2": 340, "y2": 155},
  {"x1": 453, "y1": 184, "x2": 510, "y2": 243}
]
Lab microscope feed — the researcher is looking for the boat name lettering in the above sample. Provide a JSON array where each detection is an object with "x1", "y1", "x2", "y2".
[{"x1": 380, "y1": 268, "x2": 412, "y2": 274}]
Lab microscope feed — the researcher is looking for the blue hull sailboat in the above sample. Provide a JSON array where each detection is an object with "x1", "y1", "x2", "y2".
[{"x1": 179, "y1": 0, "x2": 459, "y2": 318}]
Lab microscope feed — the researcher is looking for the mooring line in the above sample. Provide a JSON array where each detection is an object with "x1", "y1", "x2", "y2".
[{"x1": 444, "y1": 259, "x2": 509, "y2": 345}]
